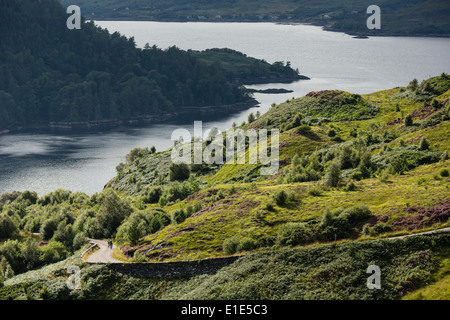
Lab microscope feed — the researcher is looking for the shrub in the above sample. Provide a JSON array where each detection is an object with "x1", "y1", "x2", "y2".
[
  {"x1": 344, "y1": 181, "x2": 357, "y2": 192},
  {"x1": 307, "y1": 186, "x2": 322, "y2": 197},
  {"x1": 143, "y1": 186, "x2": 162, "y2": 204},
  {"x1": 133, "y1": 251, "x2": 146, "y2": 262},
  {"x1": 440, "y1": 168, "x2": 449, "y2": 177},
  {"x1": 238, "y1": 237, "x2": 257, "y2": 252},
  {"x1": 40, "y1": 241, "x2": 68, "y2": 264},
  {"x1": 247, "y1": 112, "x2": 256, "y2": 123},
  {"x1": 419, "y1": 137, "x2": 429, "y2": 151},
  {"x1": 404, "y1": 114, "x2": 413, "y2": 126},
  {"x1": 273, "y1": 190, "x2": 288, "y2": 206},
  {"x1": 327, "y1": 129, "x2": 336, "y2": 137},
  {"x1": 323, "y1": 161, "x2": 341, "y2": 187},
  {"x1": 277, "y1": 222, "x2": 313, "y2": 246},
  {"x1": 0, "y1": 215, "x2": 18, "y2": 238},
  {"x1": 341, "y1": 205, "x2": 373, "y2": 224},
  {"x1": 223, "y1": 237, "x2": 241, "y2": 255},
  {"x1": 72, "y1": 233, "x2": 88, "y2": 250},
  {"x1": 171, "y1": 209, "x2": 186, "y2": 224},
  {"x1": 350, "y1": 171, "x2": 363, "y2": 181},
  {"x1": 362, "y1": 224, "x2": 371, "y2": 236},
  {"x1": 265, "y1": 202, "x2": 275, "y2": 211},
  {"x1": 169, "y1": 163, "x2": 191, "y2": 181},
  {"x1": 296, "y1": 124, "x2": 311, "y2": 135},
  {"x1": 372, "y1": 222, "x2": 392, "y2": 235}
]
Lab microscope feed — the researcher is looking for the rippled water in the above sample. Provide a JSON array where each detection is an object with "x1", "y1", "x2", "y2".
[{"x1": 1, "y1": 22, "x2": 449, "y2": 195}]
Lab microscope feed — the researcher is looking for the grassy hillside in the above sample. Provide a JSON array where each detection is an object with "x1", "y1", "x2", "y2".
[
  {"x1": 58, "y1": 0, "x2": 450, "y2": 36},
  {"x1": 1, "y1": 74, "x2": 449, "y2": 300},
  {"x1": 2, "y1": 234, "x2": 449, "y2": 300}
]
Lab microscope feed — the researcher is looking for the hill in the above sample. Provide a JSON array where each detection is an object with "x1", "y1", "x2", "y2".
[
  {"x1": 0, "y1": 0, "x2": 302, "y2": 132},
  {"x1": 1, "y1": 74, "x2": 449, "y2": 300},
  {"x1": 58, "y1": 0, "x2": 450, "y2": 36}
]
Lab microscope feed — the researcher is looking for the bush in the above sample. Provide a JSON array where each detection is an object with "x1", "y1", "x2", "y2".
[
  {"x1": 307, "y1": 186, "x2": 322, "y2": 197},
  {"x1": 40, "y1": 219, "x2": 58, "y2": 241},
  {"x1": 371, "y1": 222, "x2": 392, "y2": 235},
  {"x1": 40, "y1": 241, "x2": 68, "y2": 264},
  {"x1": 169, "y1": 163, "x2": 191, "y2": 181},
  {"x1": 0, "y1": 215, "x2": 18, "y2": 238},
  {"x1": 171, "y1": 209, "x2": 186, "y2": 224},
  {"x1": 133, "y1": 251, "x2": 146, "y2": 262},
  {"x1": 340, "y1": 205, "x2": 373, "y2": 224},
  {"x1": 439, "y1": 168, "x2": 449, "y2": 177},
  {"x1": 223, "y1": 237, "x2": 241, "y2": 255},
  {"x1": 419, "y1": 137, "x2": 429, "y2": 151},
  {"x1": 72, "y1": 233, "x2": 88, "y2": 250},
  {"x1": 277, "y1": 222, "x2": 314, "y2": 246},
  {"x1": 323, "y1": 161, "x2": 341, "y2": 187},
  {"x1": 296, "y1": 124, "x2": 311, "y2": 135},
  {"x1": 344, "y1": 181, "x2": 357, "y2": 192},
  {"x1": 273, "y1": 190, "x2": 288, "y2": 206},
  {"x1": 327, "y1": 129, "x2": 336, "y2": 137},
  {"x1": 237, "y1": 237, "x2": 257, "y2": 252},
  {"x1": 404, "y1": 114, "x2": 413, "y2": 126},
  {"x1": 143, "y1": 186, "x2": 162, "y2": 204},
  {"x1": 265, "y1": 202, "x2": 275, "y2": 211},
  {"x1": 349, "y1": 171, "x2": 363, "y2": 181}
]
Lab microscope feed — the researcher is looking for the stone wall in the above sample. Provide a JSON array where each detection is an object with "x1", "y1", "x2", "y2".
[{"x1": 90, "y1": 255, "x2": 244, "y2": 278}]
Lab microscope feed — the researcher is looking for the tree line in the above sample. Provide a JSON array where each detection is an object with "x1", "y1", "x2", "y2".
[{"x1": 0, "y1": 0, "x2": 249, "y2": 130}]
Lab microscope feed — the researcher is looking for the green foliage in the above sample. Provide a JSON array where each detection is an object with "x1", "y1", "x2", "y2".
[
  {"x1": 0, "y1": 214, "x2": 18, "y2": 238},
  {"x1": 296, "y1": 124, "x2": 311, "y2": 135},
  {"x1": 237, "y1": 237, "x2": 257, "y2": 252},
  {"x1": 169, "y1": 163, "x2": 191, "y2": 181},
  {"x1": 323, "y1": 160, "x2": 341, "y2": 187},
  {"x1": 40, "y1": 242, "x2": 69, "y2": 265},
  {"x1": 0, "y1": 0, "x2": 251, "y2": 130},
  {"x1": 404, "y1": 114, "x2": 414, "y2": 126},
  {"x1": 223, "y1": 237, "x2": 241, "y2": 255},
  {"x1": 277, "y1": 222, "x2": 314, "y2": 246},
  {"x1": 247, "y1": 112, "x2": 256, "y2": 124},
  {"x1": 419, "y1": 137, "x2": 430, "y2": 151},
  {"x1": 96, "y1": 190, "x2": 133, "y2": 238},
  {"x1": 440, "y1": 168, "x2": 449, "y2": 177},
  {"x1": 171, "y1": 209, "x2": 187, "y2": 225},
  {"x1": 272, "y1": 189, "x2": 288, "y2": 206},
  {"x1": 142, "y1": 186, "x2": 162, "y2": 204}
]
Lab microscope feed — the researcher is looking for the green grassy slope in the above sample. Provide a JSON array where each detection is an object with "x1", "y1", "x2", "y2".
[
  {"x1": 2, "y1": 234, "x2": 449, "y2": 300},
  {"x1": 1, "y1": 74, "x2": 449, "y2": 300},
  {"x1": 108, "y1": 74, "x2": 450, "y2": 263}
]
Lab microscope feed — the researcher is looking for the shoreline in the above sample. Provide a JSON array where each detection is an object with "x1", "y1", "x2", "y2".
[
  {"x1": 0, "y1": 99, "x2": 259, "y2": 135},
  {"x1": 92, "y1": 19, "x2": 450, "y2": 38}
]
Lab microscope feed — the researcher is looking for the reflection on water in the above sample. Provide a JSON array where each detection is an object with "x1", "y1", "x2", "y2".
[{"x1": 1, "y1": 22, "x2": 449, "y2": 196}]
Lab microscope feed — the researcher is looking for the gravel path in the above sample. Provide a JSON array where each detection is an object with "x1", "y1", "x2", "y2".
[{"x1": 86, "y1": 239, "x2": 121, "y2": 263}]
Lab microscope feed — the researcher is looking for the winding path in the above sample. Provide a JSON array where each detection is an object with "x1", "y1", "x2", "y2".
[
  {"x1": 86, "y1": 239, "x2": 121, "y2": 263},
  {"x1": 83, "y1": 227, "x2": 450, "y2": 264}
]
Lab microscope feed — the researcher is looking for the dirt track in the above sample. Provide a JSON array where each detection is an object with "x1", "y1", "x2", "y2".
[{"x1": 86, "y1": 239, "x2": 121, "y2": 263}]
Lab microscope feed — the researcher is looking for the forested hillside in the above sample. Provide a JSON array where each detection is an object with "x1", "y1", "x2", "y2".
[
  {"x1": 58, "y1": 0, "x2": 450, "y2": 36},
  {"x1": 0, "y1": 0, "x2": 301, "y2": 131}
]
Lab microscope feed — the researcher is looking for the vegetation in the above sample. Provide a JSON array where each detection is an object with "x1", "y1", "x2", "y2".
[
  {"x1": 1, "y1": 74, "x2": 449, "y2": 300},
  {"x1": 58, "y1": 0, "x2": 450, "y2": 36},
  {"x1": 0, "y1": 0, "x2": 303, "y2": 131}
]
